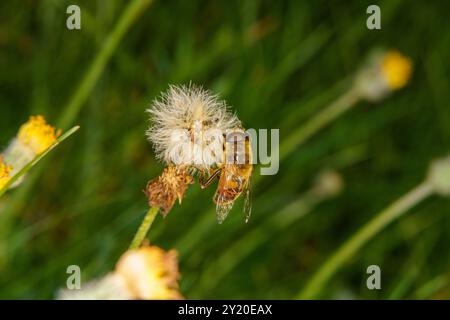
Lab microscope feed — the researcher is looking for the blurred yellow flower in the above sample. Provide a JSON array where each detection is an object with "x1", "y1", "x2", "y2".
[
  {"x1": 0, "y1": 157, "x2": 12, "y2": 190},
  {"x1": 17, "y1": 115, "x2": 60, "y2": 155},
  {"x1": 57, "y1": 245, "x2": 182, "y2": 300},
  {"x1": 2, "y1": 115, "x2": 60, "y2": 188},
  {"x1": 381, "y1": 50, "x2": 413, "y2": 90},
  {"x1": 116, "y1": 245, "x2": 182, "y2": 300},
  {"x1": 355, "y1": 49, "x2": 413, "y2": 101}
]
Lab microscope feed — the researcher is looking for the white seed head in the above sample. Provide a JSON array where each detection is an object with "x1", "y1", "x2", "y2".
[{"x1": 146, "y1": 84, "x2": 241, "y2": 170}]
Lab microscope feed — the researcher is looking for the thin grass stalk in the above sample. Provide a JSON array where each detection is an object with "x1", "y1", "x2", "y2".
[
  {"x1": 58, "y1": 0, "x2": 154, "y2": 129},
  {"x1": 278, "y1": 86, "x2": 360, "y2": 160},
  {"x1": 297, "y1": 181, "x2": 434, "y2": 299}
]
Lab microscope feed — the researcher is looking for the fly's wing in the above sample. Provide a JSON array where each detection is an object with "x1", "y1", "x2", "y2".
[
  {"x1": 216, "y1": 202, "x2": 233, "y2": 224},
  {"x1": 213, "y1": 167, "x2": 236, "y2": 224},
  {"x1": 243, "y1": 177, "x2": 252, "y2": 223}
]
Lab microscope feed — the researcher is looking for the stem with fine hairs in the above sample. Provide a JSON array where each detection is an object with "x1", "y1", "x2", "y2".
[{"x1": 129, "y1": 206, "x2": 159, "y2": 249}]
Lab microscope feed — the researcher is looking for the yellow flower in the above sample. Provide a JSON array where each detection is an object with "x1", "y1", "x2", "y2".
[
  {"x1": 381, "y1": 50, "x2": 413, "y2": 90},
  {"x1": 115, "y1": 245, "x2": 182, "y2": 300},
  {"x1": 17, "y1": 115, "x2": 60, "y2": 155},
  {"x1": 355, "y1": 49, "x2": 413, "y2": 101},
  {"x1": 1, "y1": 115, "x2": 60, "y2": 189},
  {"x1": 0, "y1": 157, "x2": 12, "y2": 190}
]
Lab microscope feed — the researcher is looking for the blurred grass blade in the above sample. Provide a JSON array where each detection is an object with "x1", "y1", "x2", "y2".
[
  {"x1": 278, "y1": 87, "x2": 360, "y2": 161},
  {"x1": 58, "y1": 0, "x2": 154, "y2": 129},
  {"x1": 414, "y1": 274, "x2": 448, "y2": 299},
  {"x1": 2, "y1": 0, "x2": 154, "y2": 217},
  {"x1": 191, "y1": 189, "x2": 320, "y2": 295},
  {"x1": 0, "y1": 126, "x2": 80, "y2": 198},
  {"x1": 297, "y1": 181, "x2": 434, "y2": 299}
]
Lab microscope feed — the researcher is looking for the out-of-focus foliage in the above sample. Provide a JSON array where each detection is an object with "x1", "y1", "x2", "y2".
[{"x1": 0, "y1": 0, "x2": 449, "y2": 299}]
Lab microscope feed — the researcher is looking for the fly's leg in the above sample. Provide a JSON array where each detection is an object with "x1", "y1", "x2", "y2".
[{"x1": 199, "y1": 168, "x2": 221, "y2": 189}]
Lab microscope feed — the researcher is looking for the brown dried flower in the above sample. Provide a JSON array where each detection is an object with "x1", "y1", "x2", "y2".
[{"x1": 144, "y1": 165, "x2": 194, "y2": 216}]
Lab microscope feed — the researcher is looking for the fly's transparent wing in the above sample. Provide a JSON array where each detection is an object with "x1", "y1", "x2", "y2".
[
  {"x1": 243, "y1": 178, "x2": 252, "y2": 223},
  {"x1": 216, "y1": 202, "x2": 233, "y2": 224}
]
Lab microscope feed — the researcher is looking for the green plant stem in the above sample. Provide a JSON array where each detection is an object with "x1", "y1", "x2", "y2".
[
  {"x1": 297, "y1": 181, "x2": 434, "y2": 299},
  {"x1": 129, "y1": 206, "x2": 159, "y2": 249},
  {"x1": 279, "y1": 86, "x2": 360, "y2": 160},
  {"x1": 58, "y1": 0, "x2": 153, "y2": 129}
]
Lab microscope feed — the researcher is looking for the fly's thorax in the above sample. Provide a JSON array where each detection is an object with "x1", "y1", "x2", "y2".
[{"x1": 223, "y1": 129, "x2": 252, "y2": 166}]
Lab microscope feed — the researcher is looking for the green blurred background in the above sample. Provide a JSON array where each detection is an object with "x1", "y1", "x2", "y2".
[{"x1": 1, "y1": 0, "x2": 450, "y2": 299}]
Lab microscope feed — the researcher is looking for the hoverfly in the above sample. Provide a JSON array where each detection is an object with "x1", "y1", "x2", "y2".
[{"x1": 200, "y1": 129, "x2": 253, "y2": 223}]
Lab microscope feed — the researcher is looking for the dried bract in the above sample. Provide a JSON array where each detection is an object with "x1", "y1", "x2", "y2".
[{"x1": 144, "y1": 165, "x2": 194, "y2": 216}]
